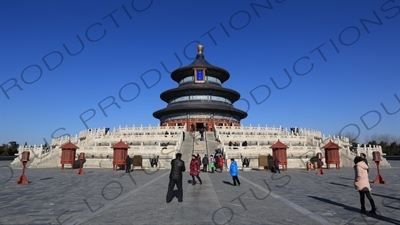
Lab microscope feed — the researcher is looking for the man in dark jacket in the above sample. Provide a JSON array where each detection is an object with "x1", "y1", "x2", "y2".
[
  {"x1": 125, "y1": 155, "x2": 131, "y2": 173},
  {"x1": 202, "y1": 154, "x2": 209, "y2": 172},
  {"x1": 166, "y1": 153, "x2": 186, "y2": 203}
]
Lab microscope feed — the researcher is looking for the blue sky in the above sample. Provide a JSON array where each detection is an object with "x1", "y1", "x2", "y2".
[{"x1": 1, "y1": 0, "x2": 399, "y2": 146}]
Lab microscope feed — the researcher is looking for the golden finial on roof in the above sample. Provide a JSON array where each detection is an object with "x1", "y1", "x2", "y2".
[{"x1": 197, "y1": 44, "x2": 203, "y2": 54}]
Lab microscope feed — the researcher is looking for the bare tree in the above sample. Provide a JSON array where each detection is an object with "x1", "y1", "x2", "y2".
[
  {"x1": 364, "y1": 133, "x2": 400, "y2": 144},
  {"x1": 336, "y1": 131, "x2": 359, "y2": 144}
]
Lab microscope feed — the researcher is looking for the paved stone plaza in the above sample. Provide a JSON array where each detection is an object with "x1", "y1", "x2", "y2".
[{"x1": 1, "y1": 161, "x2": 399, "y2": 225}]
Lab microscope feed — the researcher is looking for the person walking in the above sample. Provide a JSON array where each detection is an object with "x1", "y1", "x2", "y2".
[
  {"x1": 273, "y1": 158, "x2": 281, "y2": 174},
  {"x1": 190, "y1": 155, "x2": 202, "y2": 185},
  {"x1": 218, "y1": 156, "x2": 225, "y2": 172},
  {"x1": 229, "y1": 158, "x2": 241, "y2": 186},
  {"x1": 202, "y1": 154, "x2": 209, "y2": 172},
  {"x1": 199, "y1": 129, "x2": 204, "y2": 141},
  {"x1": 166, "y1": 153, "x2": 186, "y2": 203},
  {"x1": 354, "y1": 156, "x2": 376, "y2": 214},
  {"x1": 214, "y1": 155, "x2": 219, "y2": 171},
  {"x1": 150, "y1": 156, "x2": 158, "y2": 168},
  {"x1": 125, "y1": 155, "x2": 131, "y2": 173},
  {"x1": 209, "y1": 155, "x2": 215, "y2": 173}
]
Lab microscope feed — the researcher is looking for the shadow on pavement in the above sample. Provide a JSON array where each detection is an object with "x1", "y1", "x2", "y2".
[
  {"x1": 308, "y1": 195, "x2": 400, "y2": 224},
  {"x1": 338, "y1": 176, "x2": 353, "y2": 181},
  {"x1": 222, "y1": 180, "x2": 234, "y2": 186},
  {"x1": 327, "y1": 182, "x2": 352, "y2": 188}
]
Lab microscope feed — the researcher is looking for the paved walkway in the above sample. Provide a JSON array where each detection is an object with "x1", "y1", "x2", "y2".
[{"x1": 1, "y1": 161, "x2": 399, "y2": 225}]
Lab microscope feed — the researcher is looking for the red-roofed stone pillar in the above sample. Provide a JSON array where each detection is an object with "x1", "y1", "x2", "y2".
[
  {"x1": 270, "y1": 140, "x2": 288, "y2": 171},
  {"x1": 112, "y1": 139, "x2": 130, "y2": 171},
  {"x1": 322, "y1": 141, "x2": 341, "y2": 169},
  {"x1": 60, "y1": 141, "x2": 79, "y2": 170}
]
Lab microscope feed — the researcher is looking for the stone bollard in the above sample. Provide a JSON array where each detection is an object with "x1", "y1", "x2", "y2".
[
  {"x1": 307, "y1": 161, "x2": 312, "y2": 171},
  {"x1": 16, "y1": 151, "x2": 30, "y2": 184}
]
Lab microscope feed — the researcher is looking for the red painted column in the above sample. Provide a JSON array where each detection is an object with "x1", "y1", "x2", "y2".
[{"x1": 16, "y1": 151, "x2": 30, "y2": 184}]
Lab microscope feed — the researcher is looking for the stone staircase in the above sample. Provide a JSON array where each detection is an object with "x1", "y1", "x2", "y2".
[
  {"x1": 339, "y1": 150, "x2": 391, "y2": 168},
  {"x1": 180, "y1": 132, "x2": 195, "y2": 166},
  {"x1": 206, "y1": 132, "x2": 218, "y2": 156},
  {"x1": 193, "y1": 132, "x2": 207, "y2": 157},
  {"x1": 11, "y1": 148, "x2": 62, "y2": 169},
  {"x1": 180, "y1": 132, "x2": 219, "y2": 169}
]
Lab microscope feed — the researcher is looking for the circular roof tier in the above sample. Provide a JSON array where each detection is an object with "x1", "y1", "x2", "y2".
[
  {"x1": 171, "y1": 45, "x2": 230, "y2": 83},
  {"x1": 153, "y1": 101, "x2": 248, "y2": 120},
  {"x1": 160, "y1": 83, "x2": 241, "y2": 103}
]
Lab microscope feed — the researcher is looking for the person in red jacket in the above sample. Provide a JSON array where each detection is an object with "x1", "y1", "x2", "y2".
[
  {"x1": 190, "y1": 155, "x2": 202, "y2": 185},
  {"x1": 218, "y1": 156, "x2": 225, "y2": 172}
]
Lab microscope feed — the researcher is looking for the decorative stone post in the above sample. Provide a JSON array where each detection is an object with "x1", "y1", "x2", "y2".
[
  {"x1": 372, "y1": 151, "x2": 387, "y2": 184},
  {"x1": 77, "y1": 152, "x2": 85, "y2": 175},
  {"x1": 16, "y1": 151, "x2": 30, "y2": 184},
  {"x1": 313, "y1": 160, "x2": 318, "y2": 170},
  {"x1": 307, "y1": 161, "x2": 312, "y2": 171},
  {"x1": 316, "y1": 152, "x2": 325, "y2": 175}
]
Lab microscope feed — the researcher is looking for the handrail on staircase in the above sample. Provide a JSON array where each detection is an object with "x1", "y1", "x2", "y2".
[
  {"x1": 191, "y1": 130, "x2": 195, "y2": 155},
  {"x1": 205, "y1": 130, "x2": 209, "y2": 159}
]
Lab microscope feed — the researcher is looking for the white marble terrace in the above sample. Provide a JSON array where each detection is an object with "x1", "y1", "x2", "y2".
[
  {"x1": 11, "y1": 124, "x2": 185, "y2": 169},
  {"x1": 214, "y1": 124, "x2": 389, "y2": 168},
  {"x1": 11, "y1": 124, "x2": 390, "y2": 169}
]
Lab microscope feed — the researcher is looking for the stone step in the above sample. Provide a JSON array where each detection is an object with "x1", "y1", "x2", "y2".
[
  {"x1": 194, "y1": 143, "x2": 206, "y2": 151},
  {"x1": 180, "y1": 132, "x2": 195, "y2": 166}
]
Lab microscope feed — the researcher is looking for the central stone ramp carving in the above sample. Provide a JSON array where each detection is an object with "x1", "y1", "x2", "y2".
[
  {"x1": 170, "y1": 173, "x2": 228, "y2": 224},
  {"x1": 206, "y1": 132, "x2": 219, "y2": 156},
  {"x1": 180, "y1": 132, "x2": 195, "y2": 166},
  {"x1": 193, "y1": 133, "x2": 207, "y2": 157}
]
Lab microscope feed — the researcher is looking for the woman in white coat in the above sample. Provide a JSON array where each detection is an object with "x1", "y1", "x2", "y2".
[{"x1": 354, "y1": 156, "x2": 376, "y2": 214}]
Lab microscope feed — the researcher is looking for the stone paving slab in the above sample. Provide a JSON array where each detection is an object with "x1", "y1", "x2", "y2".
[{"x1": 0, "y1": 161, "x2": 399, "y2": 225}]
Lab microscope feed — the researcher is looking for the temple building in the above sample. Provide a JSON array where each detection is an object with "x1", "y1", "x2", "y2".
[
  {"x1": 153, "y1": 45, "x2": 247, "y2": 132},
  {"x1": 11, "y1": 45, "x2": 390, "y2": 170}
]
